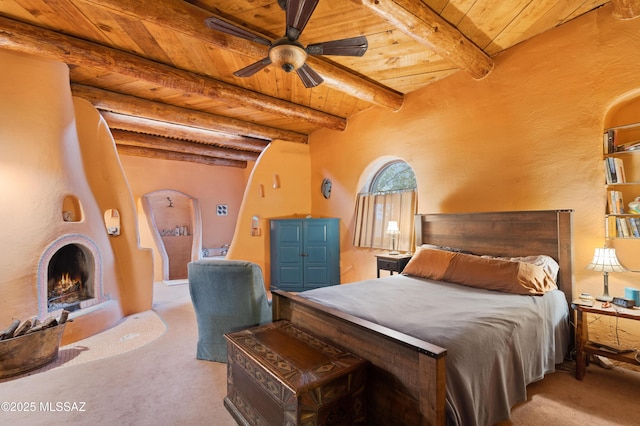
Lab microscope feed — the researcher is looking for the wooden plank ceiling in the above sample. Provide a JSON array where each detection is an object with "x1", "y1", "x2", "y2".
[{"x1": 0, "y1": 0, "x2": 635, "y2": 168}]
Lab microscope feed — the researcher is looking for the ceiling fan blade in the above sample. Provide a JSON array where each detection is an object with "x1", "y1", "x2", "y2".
[
  {"x1": 296, "y1": 63, "x2": 323, "y2": 88},
  {"x1": 205, "y1": 16, "x2": 271, "y2": 46},
  {"x1": 233, "y1": 58, "x2": 272, "y2": 77},
  {"x1": 286, "y1": 0, "x2": 320, "y2": 41},
  {"x1": 306, "y1": 36, "x2": 368, "y2": 57}
]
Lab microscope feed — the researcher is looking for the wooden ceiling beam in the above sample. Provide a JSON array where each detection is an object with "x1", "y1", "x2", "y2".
[
  {"x1": 71, "y1": 84, "x2": 307, "y2": 144},
  {"x1": 0, "y1": 15, "x2": 346, "y2": 131},
  {"x1": 357, "y1": 0, "x2": 494, "y2": 80},
  {"x1": 611, "y1": 0, "x2": 640, "y2": 19},
  {"x1": 78, "y1": 0, "x2": 404, "y2": 111},
  {"x1": 116, "y1": 144, "x2": 247, "y2": 168},
  {"x1": 111, "y1": 130, "x2": 258, "y2": 163},
  {"x1": 101, "y1": 112, "x2": 269, "y2": 153}
]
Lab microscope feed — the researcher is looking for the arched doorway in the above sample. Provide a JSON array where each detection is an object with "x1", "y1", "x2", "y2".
[{"x1": 140, "y1": 190, "x2": 202, "y2": 281}]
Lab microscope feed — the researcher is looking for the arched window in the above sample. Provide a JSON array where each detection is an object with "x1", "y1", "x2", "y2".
[
  {"x1": 353, "y1": 161, "x2": 417, "y2": 252},
  {"x1": 370, "y1": 161, "x2": 417, "y2": 193}
]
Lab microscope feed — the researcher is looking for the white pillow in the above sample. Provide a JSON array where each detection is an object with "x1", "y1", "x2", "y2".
[
  {"x1": 419, "y1": 244, "x2": 473, "y2": 254},
  {"x1": 494, "y1": 255, "x2": 559, "y2": 283}
]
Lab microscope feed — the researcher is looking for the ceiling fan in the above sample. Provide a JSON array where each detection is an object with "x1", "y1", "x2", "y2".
[{"x1": 205, "y1": 0, "x2": 368, "y2": 88}]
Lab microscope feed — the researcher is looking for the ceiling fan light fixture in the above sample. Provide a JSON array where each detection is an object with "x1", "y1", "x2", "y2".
[{"x1": 269, "y1": 40, "x2": 307, "y2": 72}]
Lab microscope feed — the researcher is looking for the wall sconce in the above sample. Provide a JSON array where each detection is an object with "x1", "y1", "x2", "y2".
[
  {"x1": 272, "y1": 174, "x2": 280, "y2": 189},
  {"x1": 586, "y1": 247, "x2": 628, "y2": 301},
  {"x1": 104, "y1": 208, "x2": 120, "y2": 236},
  {"x1": 251, "y1": 215, "x2": 261, "y2": 236},
  {"x1": 386, "y1": 221, "x2": 400, "y2": 255}
]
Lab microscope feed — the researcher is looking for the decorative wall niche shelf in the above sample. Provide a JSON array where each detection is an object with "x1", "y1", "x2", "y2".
[{"x1": 62, "y1": 195, "x2": 82, "y2": 222}]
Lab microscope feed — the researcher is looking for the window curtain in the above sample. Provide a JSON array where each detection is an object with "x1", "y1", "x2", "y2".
[{"x1": 353, "y1": 190, "x2": 417, "y2": 252}]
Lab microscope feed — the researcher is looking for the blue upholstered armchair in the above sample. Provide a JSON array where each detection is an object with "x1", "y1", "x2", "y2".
[{"x1": 188, "y1": 259, "x2": 272, "y2": 362}]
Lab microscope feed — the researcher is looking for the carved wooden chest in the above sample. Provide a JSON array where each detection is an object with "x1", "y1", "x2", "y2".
[{"x1": 224, "y1": 320, "x2": 367, "y2": 425}]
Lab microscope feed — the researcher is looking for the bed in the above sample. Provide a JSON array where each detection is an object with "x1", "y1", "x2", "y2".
[{"x1": 271, "y1": 210, "x2": 574, "y2": 426}]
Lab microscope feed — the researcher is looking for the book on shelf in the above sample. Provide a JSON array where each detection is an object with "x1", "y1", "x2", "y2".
[
  {"x1": 604, "y1": 127, "x2": 640, "y2": 152},
  {"x1": 606, "y1": 215, "x2": 617, "y2": 237},
  {"x1": 604, "y1": 158, "x2": 615, "y2": 183},
  {"x1": 616, "y1": 140, "x2": 640, "y2": 152},
  {"x1": 603, "y1": 129, "x2": 616, "y2": 154},
  {"x1": 617, "y1": 217, "x2": 631, "y2": 237},
  {"x1": 604, "y1": 157, "x2": 626, "y2": 184},
  {"x1": 608, "y1": 216, "x2": 640, "y2": 238},
  {"x1": 615, "y1": 158, "x2": 626, "y2": 182},
  {"x1": 607, "y1": 190, "x2": 624, "y2": 214},
  {"x1": 629, "y1": 217, "x2": 640, "y2": 238}
]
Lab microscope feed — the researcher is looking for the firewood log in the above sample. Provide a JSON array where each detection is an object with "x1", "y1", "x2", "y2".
[
  {"x1": 30, "y1": 317, "x2": 41, "y2": 329},
  {"x1": 13, "y1": 319, "x2": 32, "y2": 337},
  {"x1": 27, "y1": 324, "x2": 44, "y2": 333},
  {"x1": 42, "y1": 317, "x2": 58, "y2": 328},
  {"x1": 0, "y1": 319, "x2": 20, "y2": 340}
]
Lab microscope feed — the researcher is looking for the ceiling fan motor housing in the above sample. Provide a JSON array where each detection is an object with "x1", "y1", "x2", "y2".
[{"x1": 269, "y1": 38, "x2": 307, "y2": 72}]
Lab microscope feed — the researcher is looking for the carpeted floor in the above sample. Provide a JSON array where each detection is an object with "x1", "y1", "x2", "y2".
[
  {"x1": 0, "y1": 281, "x2": 638, "y2": 425},
  {"x1": 503, "y1": 362, "x2": 640, "y2": 425}
]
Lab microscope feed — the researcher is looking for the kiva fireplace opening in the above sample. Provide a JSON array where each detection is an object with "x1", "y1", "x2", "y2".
[{"x1": 47, "y1": 244, "x2": 95, "y2": 312}]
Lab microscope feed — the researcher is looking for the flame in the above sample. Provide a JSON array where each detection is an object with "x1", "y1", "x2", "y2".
[{"x1": 50, "y1": 273, "x2": 83, "y2": 304}]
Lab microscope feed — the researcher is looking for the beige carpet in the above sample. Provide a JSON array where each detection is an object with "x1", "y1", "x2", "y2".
[
  {"x1": 503, "y1": 362, "x2": 640, "y2": 425},
  {"x1": 0, "y1": 282, "x2": 638, "y2": 425}
]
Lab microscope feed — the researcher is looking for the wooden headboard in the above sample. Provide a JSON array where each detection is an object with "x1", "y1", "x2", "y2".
[{"x1": 414, "y1": 210, "x2": 574, "y2": 304}]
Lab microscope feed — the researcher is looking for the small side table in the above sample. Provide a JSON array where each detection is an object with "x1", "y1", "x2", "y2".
[
  {"x1": 572, "y1": 301, "x2": 640, "y2": 380},
  {"x1": 376, "y1": 254, "x2": 412, "y2": 278}
]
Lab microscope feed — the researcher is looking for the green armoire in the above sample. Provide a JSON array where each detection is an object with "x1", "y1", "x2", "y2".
[{"x1": 270, "y1": 218, "x2": 340, "y2": 292}]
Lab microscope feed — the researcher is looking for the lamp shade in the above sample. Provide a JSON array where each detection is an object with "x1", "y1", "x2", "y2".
[
  {"x1": 386, "y1": 221, "x2": 400, "y2": 234},
  {"x1": 586, "y1": 248, "x2": 628, "y2": 273}
]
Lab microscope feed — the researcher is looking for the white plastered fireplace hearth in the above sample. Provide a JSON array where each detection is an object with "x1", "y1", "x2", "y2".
[
  {"x1": 0, "y1": 49, "x2": 154, "y2": 344},
  {"x1": 38, "y1": 234, "x2": 109, "y2": 320}
]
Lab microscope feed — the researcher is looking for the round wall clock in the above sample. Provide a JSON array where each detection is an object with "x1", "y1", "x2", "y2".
[{"x1": 321, "y1": 178, "x2": 332, "y2": 199}]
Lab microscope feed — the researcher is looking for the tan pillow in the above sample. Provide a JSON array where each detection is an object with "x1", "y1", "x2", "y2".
[
  {"x1": 402, "y1": 247, "x2": 456, "y2": 281},
  {"x1": 444, "y1": 252, "x2": 557, "y2": 295}
]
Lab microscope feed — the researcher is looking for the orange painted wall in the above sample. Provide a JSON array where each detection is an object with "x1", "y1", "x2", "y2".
[
  {"x1": 309, "y1": 5, "x2": 640, "y2": 297},
  {"x1": 226, "y1": 140, "x2": 312, "y2": 287}
]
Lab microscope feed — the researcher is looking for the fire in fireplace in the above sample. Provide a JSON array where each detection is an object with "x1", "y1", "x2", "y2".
[{"x1": 47, "y1": 244, "x2": 95, "y2": 312}]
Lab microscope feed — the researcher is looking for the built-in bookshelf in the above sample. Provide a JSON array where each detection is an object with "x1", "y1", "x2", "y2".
[{"x1": 604, "y1": 123, "x2": 640, "y2": 239}]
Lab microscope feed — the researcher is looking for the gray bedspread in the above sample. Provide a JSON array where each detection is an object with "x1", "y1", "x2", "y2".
[{"x1": 299, "y1": 274, "x2": 570, "y2": 426}]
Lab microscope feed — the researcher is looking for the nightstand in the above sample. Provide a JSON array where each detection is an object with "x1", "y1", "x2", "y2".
[
  {"x1": 376, "y1": 254, "x2": 412, "y2": 278},
  {"x1": 572, "y1": 301, "x2": 640, "y2": 380}
]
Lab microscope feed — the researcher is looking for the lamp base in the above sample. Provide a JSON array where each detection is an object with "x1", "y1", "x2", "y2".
[
  {"x1": 388, "y1": 251, "x2": 400, "y2": 255},
  {"x1": 596, "y1": 295, "x2": 613, "y2": 302}
]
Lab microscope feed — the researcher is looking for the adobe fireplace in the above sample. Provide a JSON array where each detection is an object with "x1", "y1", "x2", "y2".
[
  {"x1": 38, "y1": 235, "x2": 106, "y2": 320},
  {"x1": 48, "y1": 244, "x2": 93, "y2": 311},
  {"x1": 47, "y1": 243, "x2": 94, "y2": 312},
  {"x1": 0, "y1": 50, "x2": 153, "y2": 344}
]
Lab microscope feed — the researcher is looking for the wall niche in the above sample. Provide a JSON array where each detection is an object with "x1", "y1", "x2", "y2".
[{"x1": 62, "y1": 195, "x2": 82, "y2": 222}]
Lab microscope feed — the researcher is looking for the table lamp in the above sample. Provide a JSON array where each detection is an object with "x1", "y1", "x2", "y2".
[
  {"x1": 586, "y1": 247, "x2": 628, "y2": 302},
  {"x1": 386, "y1": 221, "x2": 400, "y2": 255}
]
